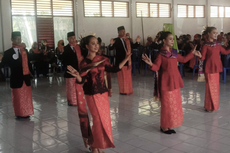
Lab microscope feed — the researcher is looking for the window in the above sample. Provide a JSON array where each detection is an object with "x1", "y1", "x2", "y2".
[
  {"x1": 136, "y1": 2, "x2": 171, "y2": 18},
  {"x1": 102, "y1": 1, "x2": 112, "y2": 17},
  {"x1": 178, "y1": 5, "x2": 204, "y2": 18},
  {"x1": 159, "y1": 4, "x2": 170, "y2": 17},
  {"x1": 210, "y1": 6, "x2": 230, "y2": 18},
  {"x1": 37, "y1": 0, "x2": 52, "y2": 16},
  {"x1": 53, "y1": 0, "x2": 73, "y2": 16},
  {"x1": 225, "y1": 7, "x2": 230, "y2": 17},
  {"x1": 178, "y1": 5, "x2": 186, "y2": 17},
  {"x1": 114, "y1": 2, "x2": 128, "y2": 17},
  {"x1": 136, "y1": 3, "x2": 148, "y2": 17},
  {"x1": 84, "y1": 0, "x2": 129, "y2": 17},
  {"x1": 11, "y1": 0, "x2": 74, "y2": 49},
  {"x1": 195, "y1": 6, "x2": 204, "y2": 17},
  {"x1": 11, "y1": 0, "x2": 35, "y2": 15},
  {"x1": 210, "y1": 6, "x2": 218, "y2": 17},
  {"x1": 150, "y1": 4, "x2": 157, "y2": 17},
  {"x1": 84, "y1": 1, "x2": 101, "y2": 17},
  {"x1": 188, "y1": 6, "x2": 194, "y2": 17}
]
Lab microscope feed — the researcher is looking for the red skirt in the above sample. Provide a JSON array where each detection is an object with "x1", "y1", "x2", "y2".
[
  {"x1": 160, "y1": 88, "x2": 183, "y2": 128},
  {"x1": 66, "y1": 78, "x2": 77, "y2": 105},
  {"x1": 117, "y1": 66, "x2": 133, "y2": 95},
  {"x1": 11, "y1": 82, "x2": 34, "y2": 117},
  {"x1": 204, "y1": 73, "x2": 219, "y2": 111},
  {"x1": 85, "y1": 92, "x2": 115, "y2": 149}
]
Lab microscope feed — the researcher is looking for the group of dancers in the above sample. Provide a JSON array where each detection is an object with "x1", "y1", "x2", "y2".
[{"x1": 0, "y1": 25, "x2": 229, "y2": 153}]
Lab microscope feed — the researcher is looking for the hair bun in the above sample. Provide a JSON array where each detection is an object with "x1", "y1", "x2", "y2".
[{"x1": 158, "y1": 31, "x2": 172, "y2": 42}]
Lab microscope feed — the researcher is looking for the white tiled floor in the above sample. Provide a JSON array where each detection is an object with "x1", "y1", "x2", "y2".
[{"x1": 0, "y1": 71, "x2": 230, "y2": 153}]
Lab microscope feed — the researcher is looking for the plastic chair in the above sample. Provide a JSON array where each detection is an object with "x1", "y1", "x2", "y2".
[
  {"x1": 178, "y1": 63, "x2": 184, "y2": 78},
  {"x1": 192, "y1": 56, "x2": 199, "y2": 79},
  {"x1": 222, "y1": 54, "x2": 230, "y2": 84},
  {"x1": 178, "y1": 50, "x2": 185, "y2": 78},
  {"x1": 131, "y1": 49, "x2": 141, "y2": 76}
]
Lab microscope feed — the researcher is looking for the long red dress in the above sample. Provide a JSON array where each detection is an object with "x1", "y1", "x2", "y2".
[
  {"x1": 201, "y1": 42, "x2": 230, "y2": 111},
  {"x1": 78, "y1": 55, "x2": 120, "y2": 149},
  {"x1": 150, "y1": 47, "x2": 193, "y2": 128}
]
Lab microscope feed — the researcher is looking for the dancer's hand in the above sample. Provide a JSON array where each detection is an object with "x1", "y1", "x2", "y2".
[
  {"x1": 110, "y1": 38, "x2": 115, "y2": 45},
  {"x1": 190, "y1": 43, "x2": 195, "y2": 49},
  {"x1": 67, "y1": 65, "x2": 82, "y2": 82},
  {"x1": 191, "y1": 45, "x2": 202, "y2": 58},
  {"x1": 125, "y1": 52, "x2": 132, "y2": 59},
  {"x1": 142, "y1": 54, "x2": 152, "y2": 66},
  {"x1": 194, "y1": 51, "x2": 202, "y2": 58}
]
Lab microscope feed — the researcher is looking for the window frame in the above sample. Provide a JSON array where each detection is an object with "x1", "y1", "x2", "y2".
[
  {"x1": 177, "y1": 4, "x2": 205, "y2": 18},
  {"x1": 83, "y1": 0, "x2": 129, "y2": 18},
  {"x1": 11, "y1": 0, "x2": 75, "y2": 49},
  {"x1": 210, "y1": 5, "x2": 230, "y2": 18},
  {"x1": 136, "y1": 2, "x2": 171, "y2": 18}
]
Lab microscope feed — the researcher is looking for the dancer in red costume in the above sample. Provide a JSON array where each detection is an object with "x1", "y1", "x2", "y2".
[
  {"x1": 67, "y1": 35, "x2": 132, "y2": 153},
  {"x1": 200, "y1": 27, "x2": 230, "y2": 112},
  {"x1": 142, "y1": 31, "x2": 202, "y2": 134}
]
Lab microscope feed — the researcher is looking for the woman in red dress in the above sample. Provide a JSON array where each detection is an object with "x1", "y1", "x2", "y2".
[
  {"x1": 142, "y1": 31, "x2": 202, "y2": 134},
  {"x1": 200, "y1": 27, "x2": 230, "y2": 112},
  {"x1": 67, "y1": 35, "x2": 131, "y2": 153}
]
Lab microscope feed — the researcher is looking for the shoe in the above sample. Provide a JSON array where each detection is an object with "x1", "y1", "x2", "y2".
[
  {"x1": 16, "y1": 116, "x2": 30, "y2": 119},
  {"x1": 68, "y1": 103, "x2": 77, "y2": 106},
  {"x1": 120, "y1": 93, "x2": 127, "y2": 95},
  {"x1": 204, "y1": 109, "x2": 213, "y2": 112},
  {"x1": 169, "y1": 129, "x2": 176, "y2": 134},
  {"x1": 160, "y1": 127, "x2": 171, "y2": 134}
]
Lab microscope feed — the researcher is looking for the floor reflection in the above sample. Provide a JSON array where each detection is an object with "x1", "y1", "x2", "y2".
[{"x1": 0, "y1": 72, "x2": 230, "y2": 152}]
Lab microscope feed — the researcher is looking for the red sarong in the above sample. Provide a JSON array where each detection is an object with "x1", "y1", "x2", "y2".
[
  {"x1": 117, "y1": 66, "x2": 133, "y2": 95},
  {"x1": 85, "y1": 92, "x2": 115, "y2": 149},
  {"x1": 11, "y1": 82, "x2": 34, "y2": 117},
  {"x1": 204, "y1": 73, "x2": 219, "y2": 111},
  {"x1": 160, "y1": 88, "x2": 183, "y2": 128},
  {"x1": 66, "y1": 78, "x2": 78, "y2": 105}
]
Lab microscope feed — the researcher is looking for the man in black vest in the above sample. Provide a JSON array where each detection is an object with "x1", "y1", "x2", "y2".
[
  {"x1": 0, "y1": 31, "x2": 40, "y2": 119},
  {"x1": 109, "y1": 26, "x2": 140, "y2": 95},
  {"x1": 58, "y1": 32, "x2": 91, "y2": 147}
]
